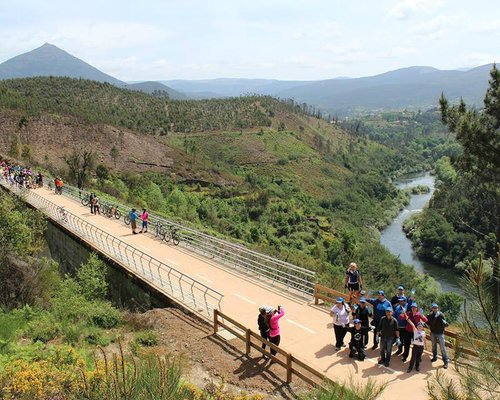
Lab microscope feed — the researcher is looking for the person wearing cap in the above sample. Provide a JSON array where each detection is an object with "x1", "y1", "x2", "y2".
[
  {"x1": 393, "y1": 296, "x2": 409, "y2": 355},
  {"x1": 258, "y1": 306, "x2": 271, "y2": 358},
  {"x1": 366, "y1": 290, "x2": 391, "y2": 349},
  {"x1": 405, "y1": 315, "x2": 427, "y2": 372},
  {"x1": 427, "y1": 303, "x2": 449, "y2": 369},
  {"x1": 346, "y1": 319, "x2": 368, "y2": 360},
  {"x1": 330, "y1": 297, "x2": 351, "y2": 350},
  {"x1": 377, "y1": 306, "x2": 400, "y2": 367},
  {"x1": 401, "y1": 303, "x2": 428, "y2": 362},
  {"x1": 344, "y1": 262, "x2": 363, "y2": 303},
  {"x1": 352, "y1": 297, "x2": 372, "y2": 347},
  {"x1": 391, "y1": 286, "x2": 406, "y2": 308}
]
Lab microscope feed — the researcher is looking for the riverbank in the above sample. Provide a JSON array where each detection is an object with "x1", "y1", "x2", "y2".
[{"x1": 380, "y1": 172, "x2": 465, "y2": 295}]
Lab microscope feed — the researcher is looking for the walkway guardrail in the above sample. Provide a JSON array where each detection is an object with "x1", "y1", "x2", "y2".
[
  {"x1": 3, "y1": 182, "x2": 224, "y2": 321},
  {"x1": 213, "y1": 309, "x2": 334, "y2": 388},
  {"x1": 58, "y1": 181, "x2": 316, "y2": 298}
]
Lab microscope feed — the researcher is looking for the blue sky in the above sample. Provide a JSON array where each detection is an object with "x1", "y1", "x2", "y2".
[{"x1": 1, "y1": 0, "x2": 499, "y2": 81}]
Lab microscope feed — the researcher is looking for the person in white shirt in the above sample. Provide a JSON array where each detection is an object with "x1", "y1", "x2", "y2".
[
  {"x1": 330, "y1": 297, "x2": 351, "y2": 350},
  {"x1": 406, "y1": 316, "x2": 427, "y2": 372}
]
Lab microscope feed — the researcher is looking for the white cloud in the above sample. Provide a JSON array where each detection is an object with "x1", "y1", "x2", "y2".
[
  {"x1": 322, "y1": 40, "x2": 364, "y2": 63},
  {"x1": 387, "y1": 0, "x2": 445, "y2": 20},
  {"x1": 462, "y1": 52, "x2": 499, "y2": 66},
  {"x1": 413, "y1": 15, "x2": 461, "y2": 40},
  {"x1": 469, "y1": 19, "x2": 500, "y2": 34},
  {"x1": 378, "y1": 46, "x2": 421, "y2": 59}
]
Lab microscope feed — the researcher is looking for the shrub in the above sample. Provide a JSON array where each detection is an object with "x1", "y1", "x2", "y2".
[
  {"x1": 133, "y1": 330, "x2": 159, "y2": 347},
  {"x1": 88, "y1": 301, "x2": 122, "y2": 329},
  {"x1": 77, "y1": 253, "x2": 108, "y2": 301},
  {"x1": 26, "y1": 314, "x2": 61, "y2": 343}
]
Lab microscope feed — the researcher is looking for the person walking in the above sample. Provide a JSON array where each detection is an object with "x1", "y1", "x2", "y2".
[
  {"x1": 140, "y1": 208, "x2": 149, "y2": 233},
  {"x1": 129, "y1": 208, "x2": 138, "y2": 234},
  {"x1": 258, "y1": 306, "x2": 270, "y2": 359},
  {"x1": 427, "y1": 303, "x2": 449, "y2": 369},
  {"x1": 344, "y1": 262, "x2": 363, "y2": 303},
  {"x1": 268, "y1": 305, "x2": 285, "y2": 361},
  {"x1": 367, "y1": 290, "x2": 391, "y2": 349},
  {"x1": 346, "y1": 319, "x2": 368, "y2": 360},
  {"x1": 393, "y1": 296, "x2": 409, "y2": 355},
  {"x1": 330, "y1": 297, "x2": 351, "y2": 350},
  {"x1": 352, "y1": 297, "x2": 372, "y2": 348},
  {"x1": 405, "y1": 316, "x2": 426, "y2": 372},
  {"x1": 377, "y1": 307, "x2": 400, "y2": 368},
  {"x1": 401, "y1": 303, "x2": 428, "y2": 362}
]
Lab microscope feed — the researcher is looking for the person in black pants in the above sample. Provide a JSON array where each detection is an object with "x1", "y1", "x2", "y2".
[
  {"x1": 352, "y1": 297, "x2": 372, "y2": 347},
  {"x1": 347, "y1": 319, "x2": 369, "y2": 360},
  {"x1": 258, "y1": 306, "x2": 270, "y2": 359}
]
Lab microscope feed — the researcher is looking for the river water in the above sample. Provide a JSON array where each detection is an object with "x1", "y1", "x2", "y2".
[{"x1": 380, "y1": 172, "x2": 465, "y2": 295}]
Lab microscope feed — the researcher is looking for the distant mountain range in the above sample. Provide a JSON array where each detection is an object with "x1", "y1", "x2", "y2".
[
  {"x1": 165, "y1": 65, "x2": 493, "y2": 115},
  {"x1": 0, "y1": 43, "x2": 187, "y2": 100},
  {"x1": 0, "y1": 43, "x2": 494, "y2": 115}
]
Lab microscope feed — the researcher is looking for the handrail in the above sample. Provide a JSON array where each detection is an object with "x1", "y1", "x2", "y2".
[
  {"x1": 2, "y1": 181, "x2": 223, "y2": 321},
  {"x1": 213, "y1": 309, "x2": 335, "y2": 388},
  {"x1": 53, "y1": 180, "x2": 315, "y2": 298}
]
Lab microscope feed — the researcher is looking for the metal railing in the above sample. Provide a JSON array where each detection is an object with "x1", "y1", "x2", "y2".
[
  {"x1": 57, "y1": 181, "x2": 316, "y2": 298},
  {"x1": 2, "y1": 181, "x2": 224, "y2": 320}
]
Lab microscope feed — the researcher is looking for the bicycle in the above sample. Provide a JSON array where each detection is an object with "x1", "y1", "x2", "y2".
[
  {"x1": 164, "y1": 224, "x2": 180, "y2": 246},
  {"x1": 154, "y1": 220, "x2": 165, "y2": 240},
  {"x1": 109, "y1": 204, "x2": 121, "y2": 219},
  {"x1": 81, "y1": 194, "x2": 91, "y2": 207},
  {"x1": 59, "y1": 206, "x2": 68, "y2": 223}
]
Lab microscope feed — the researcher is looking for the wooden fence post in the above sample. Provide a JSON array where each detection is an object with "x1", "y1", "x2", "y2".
[
  {"x1": 286, "y1": 353, "x2": 292, "y2": 383},
  {"x1": 314, "y1": 284, "x2": 318, "y2": 305},
  {"x1": 246, "y1": 329, "x2": 251, "y2": 356},
  {"x1": 213, "y1": 309, "x2": 219, "y2": 334}
]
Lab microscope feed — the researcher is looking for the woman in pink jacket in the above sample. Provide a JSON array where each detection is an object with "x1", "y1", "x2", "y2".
[{"x1": 268, "y1": 305, "x2": 285, "y2": 357}]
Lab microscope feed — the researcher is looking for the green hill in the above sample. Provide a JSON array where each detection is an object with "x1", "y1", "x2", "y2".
[{"x1": 0, "y1": 76, "x2": 454, "y2": 306}]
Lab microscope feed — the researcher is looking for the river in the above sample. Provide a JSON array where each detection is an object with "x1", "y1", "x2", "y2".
[{"x1": 380, "y1": 172, "x2": 465, "y2": 295}]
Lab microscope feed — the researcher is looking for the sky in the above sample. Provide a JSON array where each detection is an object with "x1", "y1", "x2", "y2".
[{"x1": 1, "y1": 0, "x2": 499, "y2": 81}]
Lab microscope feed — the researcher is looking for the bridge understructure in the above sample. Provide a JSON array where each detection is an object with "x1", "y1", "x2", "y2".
[{"x1": 2, "y1": 180, "x2": 458, "y2": 399}]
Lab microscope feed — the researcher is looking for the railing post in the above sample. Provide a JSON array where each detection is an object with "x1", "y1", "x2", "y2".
[
  {"x1": 213, "y1": 309, "x2": 219, "y2": 334},
  {"x1": 245, "y1": 329, "x2": 251, "y2": 356},
  {"x1": 314, "y1": 283, "x2": 319, "y2": 305},
  {"x1": 286, "y1": 353, "x2": 292, "y2": 383}
]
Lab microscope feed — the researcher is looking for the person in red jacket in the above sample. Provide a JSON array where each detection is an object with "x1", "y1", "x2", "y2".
[{"x1": 400, "y1": 303, "x2": 428, "y2": 362}]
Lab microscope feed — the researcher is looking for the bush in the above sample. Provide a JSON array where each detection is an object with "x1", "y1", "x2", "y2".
[
  {"x1": 77, "y1": 253, "x2": 108, "y2": 301},
  {"x1": 133, "y1": 330, "x2": 159, "y2": 347},
  {"x1": 26, "y1": 314, "x2": 61, "y2": 343},
  {"x1": 88, "y1": 301, "x2": 122, "y2": 329}
]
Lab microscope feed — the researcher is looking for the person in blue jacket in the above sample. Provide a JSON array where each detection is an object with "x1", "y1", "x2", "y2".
[
  {"x1": 366, "y1": 290, "x2": 391, "y2": 349},
  {"x1": 393, "y1": 296, "x2": 409, "y2": 355}
]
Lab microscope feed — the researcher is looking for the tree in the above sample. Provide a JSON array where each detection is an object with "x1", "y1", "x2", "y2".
[
  {"x1": 439, "y1": 65, "x2": 500, "y2": 314},
  {"x1": 95, "y1": 164, "x2": 109, "y2": 185},
  {"x1": 8, "y1": 134, "x2": 21, "y2": 158},
  {"x1": 427, "y1": 254, "x2": 500, "y2": 400},
  {"x1": 21, "y1": 144, "x2": 32, "y2": 162},
  {"x1": 63, "y1": 149, "x2": 95, "y2": 189},
  {"x1": 110, "y1": 145, "x2": 119, "y2": 168}
]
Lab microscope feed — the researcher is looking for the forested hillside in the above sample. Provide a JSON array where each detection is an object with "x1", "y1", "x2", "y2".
[
  {"x1": 0, "y1": 77, "x2": 459, "y2": 310},
  {"x1": 404, "y1": 66, "x2": 499, "y2": 306}
]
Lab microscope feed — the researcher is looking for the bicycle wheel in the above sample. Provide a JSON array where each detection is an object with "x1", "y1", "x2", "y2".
[
  {"x1": 164, "y1": 228, "x2": 172, "y2": 243},
  {"x1": 81, "y1": 197, "x2": 89, "y2": 207},
  {"x1": 158, "y1": 226, "x2": 165, "y2": 241},
  {"x1": 172, "y1": 230, "x2": 180, "y2": 246},
  {"x1": 114, "y1": 209, "x2": 121, "y2": 219},
  {"x1": 124, "y1": 215, "x2": 130, "y2": 225}
]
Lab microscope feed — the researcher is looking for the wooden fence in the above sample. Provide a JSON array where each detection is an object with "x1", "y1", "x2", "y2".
[
  {"x1": 313, "y1": 283, "x2": 488, "y2": 359},
  {"x1": 213, "y1": 309, "x2": 335, "y2": 389}
]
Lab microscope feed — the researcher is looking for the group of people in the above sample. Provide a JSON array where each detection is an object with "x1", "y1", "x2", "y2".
[
  {"x1": 129, "y1": 208, "x2": 149, "y2": 234},
  {"x1": 332, "y1": 262, "x2": 449, "y2": 372},
  {"x1": 1, "y1": 161, "x2": 43, "y2": 189},
  {"x1": 256, "y1": 263, "x2": 450, "y2": 374}
]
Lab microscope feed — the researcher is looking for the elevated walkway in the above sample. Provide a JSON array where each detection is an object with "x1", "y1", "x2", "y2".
[{"x1": 1, "y1": 180, "x2": 459, "y2": 399}]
